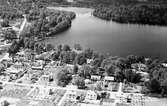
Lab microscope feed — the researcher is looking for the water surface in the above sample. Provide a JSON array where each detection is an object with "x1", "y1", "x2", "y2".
[{"x1": 47, "y1": 7, "x2": 167, "y2": 59}]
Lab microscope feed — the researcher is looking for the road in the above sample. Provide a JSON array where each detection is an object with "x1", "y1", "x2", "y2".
[
  {"x1": 18, "y1": 15, "x2": 27, "y2": 38},
  {"x1": 0, "y1": 80, "x2": 85, "y2": 92}
]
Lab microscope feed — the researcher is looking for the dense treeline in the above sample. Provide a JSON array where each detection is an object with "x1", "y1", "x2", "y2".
[
  {"x1": 23, "y1": 7, "x2": 76, "y2": 39},
  {"x1": 0, "y1": 6, "x2": 23, "y2": 20},
  {"x1": 93, "y1": 4, "x2": 167, "y2": 25},
  {"x1": 144, "y1": 62, "x2": 167, "y2": 97}
]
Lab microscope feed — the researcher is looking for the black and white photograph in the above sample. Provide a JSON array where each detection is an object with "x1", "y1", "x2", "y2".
[{"x1": 0, "y1": 0, "x2": 167, "y2": 106}]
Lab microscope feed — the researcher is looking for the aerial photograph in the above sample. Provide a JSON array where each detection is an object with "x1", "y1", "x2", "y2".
[{"x1": 0, "y1": 0, "x2": 167, "y2": 106}]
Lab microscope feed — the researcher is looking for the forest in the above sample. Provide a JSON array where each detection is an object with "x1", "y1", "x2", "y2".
[
  {"x1": 0, "y1": 6, "x2": 23, "y2": 20},
  {"x1": 93, "y1": 4, "x2": 167, "y2": 25},
  {"x1": 21, "y1": 6, "x2": 76, "y2": 40}
]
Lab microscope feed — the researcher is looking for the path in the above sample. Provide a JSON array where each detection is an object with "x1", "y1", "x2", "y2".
[
  {"x1": 18, "y1": 15, "x2": 27, "y2": 38},
  {"x1": 57, "y1": 91, "x2": 68, "y2": 106},
  {"x1": 118, "y1": 82, "x2": 123, "y2": 94}
]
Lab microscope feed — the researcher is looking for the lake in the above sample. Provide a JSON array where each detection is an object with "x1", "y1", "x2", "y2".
[{"x1": 47, "y1": 7, "x2": 167, "y2": 59}]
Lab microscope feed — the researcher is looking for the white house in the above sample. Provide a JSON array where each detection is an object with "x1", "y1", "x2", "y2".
[
  {"x1": 40, "y1": 75, "x2": 50, "y2": 82},
  {"x1": 161, "y1": 63, "x2": 167, "y2": 68},
  {"x1": 66, "y1": 85, "x2": 78, "y2": 89},
  {"x1": 6, "y1": 62, "x2": 26, "y2": 79},
  {"x1": 32, "y1": 60, "x2": 45, "y2": 70},
  {"x1": 104, "y1": 76, "x2": 114, "y2": 82},
  {"x1": 85, "y1": 90, "x2": 98, "y2": 101},
  {"x1": 136, "y1": 71, "x2": 149, "y2": 82},
  {"x1": 85, "y1": 79, "x2": 92, "y2": 84},
  {"x1": 87, "y1": 59, "x2": 94, "y2": 64},
  {"x1": 16, "y1": 51, "x2": 25, "y2": 57},
  {"x1": 66, "y1": 90, "x2": 77, "y2": 101},
  {"x1": 91, "y1": 75, "x2": 101, "y2": 81}
]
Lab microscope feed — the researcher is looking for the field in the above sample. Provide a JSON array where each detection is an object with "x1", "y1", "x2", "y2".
[
  {"x1": 27, "y1": 87, "x2": 66, "y2": 105},
  {"x1": 0, "y1": 84, "x2": 31, "y2": 99}
]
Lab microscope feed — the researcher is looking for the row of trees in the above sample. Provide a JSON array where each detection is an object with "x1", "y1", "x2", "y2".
[{"x1": 93, "y1": 4, "x2": 167, "y2": 25}]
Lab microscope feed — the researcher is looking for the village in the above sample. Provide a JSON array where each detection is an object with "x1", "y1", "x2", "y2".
[
  {"x1": 0, "y1": 32, "x2": 152, "y2": 106},
  {"x1": 0, "y1": 19, "x2": 151, "y2": 105},
  {"x1": 1, "y1": 0, "x2": 167, "y2": 106},
  {"x1": 0, "y1": 51, "x2": 150, "y2": 106}
]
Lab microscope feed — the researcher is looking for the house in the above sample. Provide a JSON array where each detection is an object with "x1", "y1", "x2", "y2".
[
  {"x1": 102, "y1": 82, "x2": 114, "y2": 91},
  {"x1": 29, "y1": 101, "x2": 39, "y2": 106},
  {"x1": 67, "y1": 0, "x2": 74, "y2": 2},
  {"x1": 126, "y1": 94, "x2": 145, "y2": 106},
  {"x1": 32, "y1": 60, "x2": 45, "y2": 70},
  {"x1": 85, "y1": 79, "x2": 91, "y2": 84},
  {"x1": 6, "y1": 67, "x2": 22, "y2": 79},
  {"x1": 102, "y1": 98, "x2": 115, "y2": 106},
  {"x1": 124, "y1": 86, "x2": 140, "y2": 93},
  {"x1": 66, "y1": 64, "x2": 74, "y2": 68},
  {"x1": 161, "y1": 63, "x2": 167, "y2": 68},
  {"x1": 136, "y1": 71, "x2": 149, "y2": 82},
  {"x1": 104, "y1": 76, "x2": 114, "y2": 82},
  {"x1": 66, "y1": 85, "x2": 78, "y2": 89},
  {"x1": 91, "y1": 75, "x2": 101, "y2": 81},
  {"x1": 98, "y1": 67, "x2": 105, "y2": 75},
  {"x1": 87, "y1": 59, "x2": 94, "y2": 64},
  {"x1": 35, "y1": 51, "x2": 55, "y2": 60},
  {"x1": 16, "y1": 51, "x2": 25, "y2": 57},
  {"x1": 66, "y1": 90, "x2": 77, "y2": 101},
  {"x1": 5, "y1": 62, "x2": 26, "y2": 79},
  {"x1": 16, "y1": 51, "x2": 27, "y2": 61},
  {"x1": 0, "y1": 53, "x2": 12, "y2": 62},
  {"x1": 40, "y1": 74, "x2": 52, "y2": 82},
  {"x1": 131, "y1": 63, "x2": 147, "y2": 71},
  {"x1": 66, "y1": 64, "x2": 74, "y2": 73},
  {"x1": 13, "y1": 62, "x2": 25, "y2": 69},
  {"x1": 85, "y1": 90, "x2": 98, "y2": 101}
]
